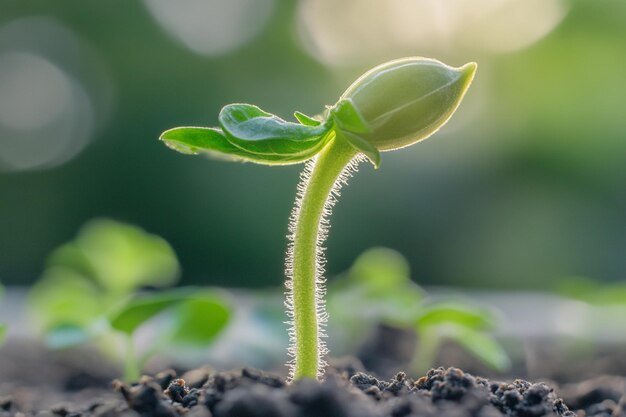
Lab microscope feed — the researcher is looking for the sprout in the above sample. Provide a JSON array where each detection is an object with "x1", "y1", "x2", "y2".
[
  {"x1": 328, "y1": 247, "x2": 510, "y2": 374},
  {"x1": 28, "y1": 219, "x2": 232, "y2": 382},
  {"x1": 160, "y1": 57, "x2": 477, "y2": 381}
]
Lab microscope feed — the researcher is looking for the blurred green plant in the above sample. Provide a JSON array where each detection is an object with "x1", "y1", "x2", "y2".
[
  {"x1": 161, "y1": 57, "x2": 476, "y2": 380},
  {"x1": 329, "y1": 247, "x2": 510, "y2": 374},
  {"x1": 557, "y1": 276, "x2": 626, "y2": 305},
  {"x1": 28, "y1": 218, "x2": 231, "y2": 382}
]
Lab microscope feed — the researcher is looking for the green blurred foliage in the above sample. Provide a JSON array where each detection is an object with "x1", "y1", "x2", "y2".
[
  {"x1": 557, "y1": 276, "x2": 626, "y2": 305},
  {"x1": 329, "y1": 247, "x2": 510, "y2": 373},
  {"x1": 28, "y1": 218, "x2": 231, "y2": 381},
  {"x1": 0, "y1": 0, "x2": 624, "y2": 290},
  {"x1": 30, "y1": 218, "x2": 180, "y2": 331}
]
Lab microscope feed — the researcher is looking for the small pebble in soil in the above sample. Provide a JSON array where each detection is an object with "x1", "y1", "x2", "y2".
[{"x1": 163, "y1": 379, "x2": 189, "y2": 403}]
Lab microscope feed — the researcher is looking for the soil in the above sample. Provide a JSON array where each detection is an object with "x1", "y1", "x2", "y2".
[{"x1": 1, "y1": 354, "x2": 625, "y2": 417}]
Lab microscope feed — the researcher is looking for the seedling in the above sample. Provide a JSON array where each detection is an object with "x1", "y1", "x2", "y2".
[
  {"x1": 29, "y1": 219, "x2": 231, "y2": 381},
  {"x1": 329, "y1": 247, "x2": 510, "y2": 374},
  {"x1": 161, "y1": 57, "x2": 477, "y2": 380}
]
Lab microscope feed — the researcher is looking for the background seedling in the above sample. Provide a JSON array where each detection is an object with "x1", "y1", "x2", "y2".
[
  {"x1": 557, "y1": 276, "x2": 626, "y2": 306},
  {"x1": 329, "y1": 247, "x2": 510, "y2": 374},
  {"x1": 161, "y1": 57, "x2": 477, "y2": 380},
  {"x1": 29, "y1": 219, "x2": 231, "y2": 382}
]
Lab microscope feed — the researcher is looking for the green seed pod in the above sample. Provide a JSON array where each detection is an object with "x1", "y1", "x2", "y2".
[{"x1": 338, "y1": 57, "x2": 477, "y2": 152}]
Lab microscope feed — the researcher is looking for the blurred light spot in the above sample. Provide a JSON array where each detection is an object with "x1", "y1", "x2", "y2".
[
  {"x1": 461, "y1": 0, "x2": 568, "y2": 53},
  {"x1": 297, "y1": 0, "x2": 569, "y2": 66},
  {"x1": 0, "y1": 54, "x2": 72, "y2": 131},
  {"x1": 0, "y1": 52, "x2": 95, "y2": 171},
  {"x1": 0, "y1": 17, "x2": 113, "y2": 172},
  {"x1": 143, "y1": 0, "x2": 275, "y2": 56}
]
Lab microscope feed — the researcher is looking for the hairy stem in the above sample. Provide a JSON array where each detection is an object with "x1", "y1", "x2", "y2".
[{"x1": 286, "y1": 137, "x2": 360, "y2": 380}]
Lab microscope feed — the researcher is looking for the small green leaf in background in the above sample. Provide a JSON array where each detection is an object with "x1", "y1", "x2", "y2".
[
  {"x1": 46, "y1": 244, "x2": 98, "y2": 283},
  {"x1": 332, "y1": 247, "x2": 423, "y2": 324},
  {"x1": 75, "y1": 219, "x2": 179, "y2": 294},
  {"x1": 29, "y1": 268, "x2": 104, "y2": 330},
  {"x1": 556, "y1": 276, "x2": 626, "y2": 306},
  {"x1": 169, "y1": 296, "x2": 231, "y2": 345},
  {"x1": 442, "y1": 324, "x2": 511, "y2": 372},
  {"x1": 29, "y1": 218, "x2": 181, "y2": 348},
  {"x1": 330, "y1": 246, "x2": 509, "y2": 373},
  {"x1": 110, "y1": 288, "x2": 231, "y2": 346},
  {"x1": 110, "y1": 288, "x2": 196, "y2": 335},
  {"x1": 348, "y1": 247, "x2": 414, "y2": 293},
  {"x1": 415, "y1": 303, "x2": 495, "y2": 330}
]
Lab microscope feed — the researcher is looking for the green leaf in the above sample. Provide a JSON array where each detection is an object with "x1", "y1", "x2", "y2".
[
  {"x1": 219, "y1": 104, "x2": 334, "y2": 161},
  {"x1": 331, "y1": 247, "x2": 424, "y2": 325},
  {"x1": 161, "y1": 126, "x2": 250, "y2": 158},
  {"x1": 331, "y1": 98, "x2": 371, "y2": 134},
  {"x1": 110, "y1": 289, "x2": 191, "y2": 335},
  {"x1": 294, "y1": 111, "x2": 322, "y2": 126},
  {"x1": 415, "y1": 303, "x2": 495, "y2": 330},
  {"x1": 220, "y1": 104, "x2": 329, "y2": 143},
  {"x1": 46, "y1": 244, "x2": 98, "y2": 282},
  {"x1": 169, "y1": 296, "x2": 231, "y2": 345},
  {"x1": 348, "y1": 247, "x2": 412, "y2": 292},
  {"x1": 28, "y1": 268, "x2": 104, "y2": 330},
  {"x1": 444, "y1": 325, "x2": 511, "y2": 371},
  {"x1": 110, "y1": 288, "x2": 231, "y2": 342},
  {"x1": 75, "y1": 219, "x2": 179, "y2": 294},
  {"x1": 162, "y1": 126, "x2": 332, "y2": 165},
  {"x1": 336, "y1": 129, "x2": 381, "y2": 168},
  {"x1": 0, "y1": 324, "x2": 6, "y2": 345}
]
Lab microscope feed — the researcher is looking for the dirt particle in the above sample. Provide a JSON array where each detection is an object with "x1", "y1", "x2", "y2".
[
  {"x1": 154, "y1": 370, "x2": 177, "y2": 391},
  {"x1": 164, "y1": 379, "x2": 189, "y2": 403}
]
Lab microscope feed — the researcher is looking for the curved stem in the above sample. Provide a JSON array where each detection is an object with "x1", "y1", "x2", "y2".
[{"x1": 287, "y1": 137, "x2": 358, "y2": 380}]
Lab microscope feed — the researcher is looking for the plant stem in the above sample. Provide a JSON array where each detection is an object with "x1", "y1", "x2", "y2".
[
  {"x1": 123, "y1": 335, "x2": 140, "y2": 383},
  {"x1": 288, "y1": 137, "x2": 358, "y2": 380},
  {"x1": 411, "y1": 328, "x2": 441, "y2": 376}
]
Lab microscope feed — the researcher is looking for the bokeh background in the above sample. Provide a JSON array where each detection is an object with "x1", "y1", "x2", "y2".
[{"x1": 1, "y1": 0, "x2": 625, "y2": 291}]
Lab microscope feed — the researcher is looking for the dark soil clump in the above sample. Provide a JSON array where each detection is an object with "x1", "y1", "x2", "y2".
[{"x1": 2, "y1": 365, "x2": 626, "y2": 417}]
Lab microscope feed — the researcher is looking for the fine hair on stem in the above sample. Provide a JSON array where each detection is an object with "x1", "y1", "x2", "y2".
[{"x1": 284, "y1": 149, "x2": 366, "y2": 381}]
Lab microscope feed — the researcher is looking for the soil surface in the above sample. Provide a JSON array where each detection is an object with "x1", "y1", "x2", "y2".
[{"x1": 1, "y1": 358, "x2": 625, "y2": 417}]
